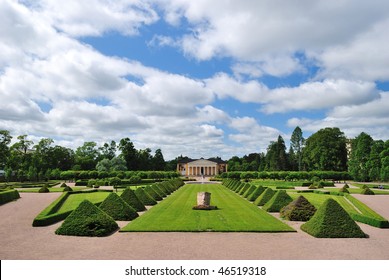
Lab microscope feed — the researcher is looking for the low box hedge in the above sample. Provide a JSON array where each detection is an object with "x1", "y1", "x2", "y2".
[
  {"x1": 32, "y1": 189, "x2": 112, "y2": 227},
  {"x1": 0, "y1": 189, "x2": 20, "y2": 205}
]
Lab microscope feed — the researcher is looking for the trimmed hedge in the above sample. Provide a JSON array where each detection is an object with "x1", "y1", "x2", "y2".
[
  {"x1": 247, "y1": 186, "x2": 265, "y2": 201},
  {"x1": 262, "y1": 190, "x2": 293, "y2": 212},
  {"x1": 361, "y1": 187, "x2": 375, "y2": 195},
  {"x1": 243, "y1": 185, "x2": 257, "y2": 198},
  {"x1": 99, "y1": 193, "x2": 139, "y2": 221},
  {"x1": 275, "y1": 186, "x2": 295, "y2": 190},
  {"x1": 56, "y1": 200, "x2": 118, "y2": 237},
  {"x1": 0, "y1": 189, "x2": 20, "y2": 205},
  {"x1": 280, "y1": 196, "x2": 316, "y2": 221},
  {"x1": 301, "y1": 198, "x2": 366, "y2": 238},
  {"x1": 253, "y1": 188, "x2": 275, "y2": 206},
  {"x1": 144, "y1": 185, "x2": 163, "y2": 201},
  {"x1": 120, "y1": 188, "x2": 146, "y2": 212},
  {"x1": 38, "y1": 186, "x2": 50, "y2": 193},
  {"x1": 134, "y1": 187, "x2": 157, "y2": 206},
  {"x1": 63, "y1": 185, "x2": 73, "y2": 192},
  {"x1": 32, "y1": 190, "x2": 112, "y2": 227}
]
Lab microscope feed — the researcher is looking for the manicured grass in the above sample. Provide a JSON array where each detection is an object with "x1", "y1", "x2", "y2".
[
  {"x1": 57, "y1": 192, "x2": 111, "y2": 213},
  {"x1": 121, "y1": 184, "x2": 295, "y2": 232},
  {"x1": 251, "y1": 180, "x2": 307, "y2": 188}
]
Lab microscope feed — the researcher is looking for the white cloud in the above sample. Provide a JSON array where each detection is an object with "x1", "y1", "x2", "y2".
[{"x1": 287, "y1": 92, "x2": 389, "y2": 140}]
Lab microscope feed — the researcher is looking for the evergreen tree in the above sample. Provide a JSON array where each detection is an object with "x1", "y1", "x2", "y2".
[
  {"x1": 290, "y1": 126, "x2": 304, "y2": 171},
  {"x1": 367, "y1": 140, "x2": 384, "y2": 181},
  {"x1": 348, "y1": 132, "x2": 374, "y2": 181}
]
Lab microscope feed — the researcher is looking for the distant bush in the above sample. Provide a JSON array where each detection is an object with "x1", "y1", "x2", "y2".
[
  {"x1": 55, "y1": 200, "x2": 118, "y2": 237},
  {"x1": 339, "y1": 186, "x2": 349, "y2": 193},
  {"x1": 361, "y1": 187, "x2": 375, "y2": 195},
  {"x1": 280, "y1": 196, "x2": 316, "y2": 221},
  {"x1": 63, "y1": 185, "x2": 73, "y2": 192},
  {"x1": 38, "y1": 186, "x2": 50, "y2": 193}
]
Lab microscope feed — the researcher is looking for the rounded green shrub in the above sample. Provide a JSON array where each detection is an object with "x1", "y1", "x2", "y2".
[
  {"x1": 55, "y1": 200, "x2": 118, "y2": 237},
  {"x1": 301, "y1": 198, "x2": 366, "y2": 238},
  {"x1": 120, "y1": 188, "x2": 146, "y2": 211},
  {"x1": 262, "y1": 190, "x2": 293, "y2": 212},
  {"x1": 99, "y1": 193, "x2": 139, "y2": 221},
  {"x1": 280, "y1": 196, "x2": 316, "y2": 221}
]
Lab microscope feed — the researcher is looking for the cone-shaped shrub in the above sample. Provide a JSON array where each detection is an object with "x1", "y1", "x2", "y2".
[
  {"x1": 361, "y1": 187, "x2": 375, "y2": 195},
  {"x1": 247, "y1": 186, "x2": 265, "y2": 201},
  {"x1": 134, "y1": 187, "x2": 157, "y2": 206},
  {"x1": 144, "y1": 185, "x2": 163, "y2": 201},
  {"x1": 238, "y1": 183, "x2": 251, "y2": 195},
  {"x1": 63, "y1": 185, "x2": 73, "y2": 192},
  {"x1": 301, "y1": 198, "x2": 366, "y2": 238},
  {"x1": 56, "y1": 200, "x2": 118, "y2": 237},
  {"x1": 362, "y1": 184, "x2": 369, "y2": 189},
  {"x1": 99, "y1": 193, "x2": 139, "y2": 221},
  {"x1": 152, "y1": 184, "x2": 167, "y2": 198},
  {"x1": 60, "y1": 183, "x2": 68, "y2": 188},
  {"x1": 262, "y1": 190, "x2": 293, "y2": 212},
  {"x1": 253, "y1": 188, "x2": 275, "y2": 206},
  {"x1": 339, "y1": 186, "x2": 349, "y2": 193},
  {"x1": 243, "y1": 185, "x2": 257, "y2": 198},
  {"x1": 120, "y1": 188, "x2": 146, "y2": 212},
  {"x1": 280, "y1": 196, "x2": 316, "y2": 221},
  {"x1": 38, "y1": 186, "x2": 50, "y2": 193}
]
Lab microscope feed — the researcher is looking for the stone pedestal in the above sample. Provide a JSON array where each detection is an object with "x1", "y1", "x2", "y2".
[{"x1": 193, "y1": 192, "x2": 217, "y2": 210}]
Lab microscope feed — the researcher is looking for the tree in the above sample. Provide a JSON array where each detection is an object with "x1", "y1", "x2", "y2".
[
  {"x1": 380, "y1": 140, "x2": 389, "y2": 181},
  {"x1": 98, "y1": 141, "x2": 117, "y2": 160},
  {"x1": 152, "y1": 149, "x2": 166, "y2": 170},
  {"x1": 265, "y1": 135, "x2": 288, "y2": 171},
  {"x1": 367, "y1": 140, "x2": 384, "y2": 181},
  {"x1": 119, "y1": 138, "x2": 138, "y2": 170},
  {"x1": 75, "y1": 142, "x2": 98, "y2": 170},
  {"x1": 303, "y1": 127, "x2": 348, "y2": 171},
  {"x1": 137, "y1": 148, "x2": 152, "y2": 170},
  {"x1": 290, "y1": 126, "x2": 304, "y2": 171},
  {"x1": 348, "y1": 132, "x2": 374, "y2": 181},
  {"x1": 0, "y1": 130, "x2": 12, "y2": 169}
]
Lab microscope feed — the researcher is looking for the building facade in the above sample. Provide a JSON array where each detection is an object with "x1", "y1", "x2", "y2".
[{"x1": 176, "y1": 158, "x2": 228, "y2": 176}]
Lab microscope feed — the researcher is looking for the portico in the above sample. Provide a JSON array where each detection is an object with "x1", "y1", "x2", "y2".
[{"x1": 177, "y1": 158, "x2": 228, "y2": 177}]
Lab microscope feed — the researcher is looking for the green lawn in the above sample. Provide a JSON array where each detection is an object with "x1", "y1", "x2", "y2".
[
  {"x1": 18, "y1": 187, "x2": 91, "y2": 193},
  {"x1": 57, "y1": 191, "x2": 112, "y2": 213},
  {"x1": 121, "y1": 184, "x2": 295, "y2": 232}
]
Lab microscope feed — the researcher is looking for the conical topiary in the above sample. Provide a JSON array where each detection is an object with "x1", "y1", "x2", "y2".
[
  {"x1": 301, "y1": 198, "x2": 366, "y2": 238},
  {"x1": 38, "y1": 186, "x2": 50, "y2": 193},
  {"x1": 134, "y1": 187, "x2": 157, "y2": 206},
  {"x1": 262, "y1": 190, "x2": 293, "y2": 212},
  {"x1": 144, "y1": 185, "x2": 163, "y2": 201},
  {"x1": 60, "y1": 182, "x2": 68, "y2": 188},
  {"x1": 63, "y1": 185, "x2": 73, "y2": 192},
  {"x1": 243, "y1": 185, "x2": 257, "y2": 198},
  {"x1": 339, "y1": 186, "x2": 349, "y2": 193},
  {"x1": 99, "y1": 193, "x2": 139, "y2": 221},
  {"x1": 120, "y1": 188, "x2": 146, "y2": 212},
  {"x1": 247, "y1": 186, "x2": 265, "y2": 201},
  {"x1": 253, "y1": 188, "x2": 275, "y2": 206},
  {"x1": 280, "y1": 195, "x2": 316, "y2": 221},
  {"x1": 361, "y1": 187, "x2": 375, "y2": 195},
  {"x1": 238, "y1": 183, "x2": 251, "y2": 195},
  {"x1": 55, "y1": 200, "x2": 118, "y2": 237}
]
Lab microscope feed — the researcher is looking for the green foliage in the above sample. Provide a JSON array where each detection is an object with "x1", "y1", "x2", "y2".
[
  {"x1": 63, "y1": 185, "x2": 73, "y2": 192},
  {"x1": 247, "y1": 186, "x2": 265, "y2": 201},
  {"x1": 99, "y1": 193, "x2": 139, "y2": 221},
  {"x1": 280, "y1": 196, "x2": 316, "y2": 221},
  {"x1": 38, "y1": 185, "x2": 50, "y2": 193},
  {"x1": 120, "y1": 188, "x2": 146, "y2": 211},
  {"x1": 253, "y1": 188, "x2": 275, "y2": 206},
  {"x1": 262, "y1": 190, "x2": 293, "y2": 212},
  {"x1": 303, "y1": 127, "x2": 348, "y2": 171},
  {"x1": 0, "y1": 189, "x2": 20, "y2": 205},
  {"x1": 238, "y1": 183, "x2": 251, "y2": 195},
  {"x1": 301, "y1": 198, "x2": 366, "y2": 238},
  {"x1": 60, "y1": 182, "x2": 68, "y2": 188},
  {"x1": 56, "y1": 200, "x2": 118, "y2": 237},
  {"x1": 361, "y1": 187, "x2": 375, "y2": 195},
  {"x1": 348, "y1": 132, "x2": 374, "y2": 181},
  {"x1": 144, "y1": 185, "x2": 163, "y2": 201},
  {"x1": 339, "y1": 186, "x2": 349, "y2": 193},
  {"x1": 243, "y1": 185, "x2": 257, "y2": 198}
]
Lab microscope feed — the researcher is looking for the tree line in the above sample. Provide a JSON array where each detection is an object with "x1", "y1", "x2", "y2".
[
  {"x1": 227, "y1": 127, "x2": 389, "y2": 182},
  {"x1": 0, "y1": 131, "x2": 174, "y2": 181}
]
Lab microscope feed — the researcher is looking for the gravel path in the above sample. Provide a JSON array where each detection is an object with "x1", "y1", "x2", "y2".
[{"x1": 1, "y1": 192, "x2": 389, "y2": 260}]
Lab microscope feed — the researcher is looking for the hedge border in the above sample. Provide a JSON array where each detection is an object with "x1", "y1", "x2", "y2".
[{"x1": 0, "y1": 189, "x2": 21, "y2": 205}]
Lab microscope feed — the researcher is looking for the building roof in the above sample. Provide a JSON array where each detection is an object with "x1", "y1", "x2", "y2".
[{"x1": 177, "y1": 157, "x2": 226, "y2": 164}]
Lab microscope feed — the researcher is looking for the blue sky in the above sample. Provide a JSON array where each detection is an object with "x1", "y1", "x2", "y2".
[{"x1": 1, "y1": 0, "x2": 389, "y2": 160}]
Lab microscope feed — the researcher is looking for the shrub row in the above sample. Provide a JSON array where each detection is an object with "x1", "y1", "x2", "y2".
[
  {"x1": 222, "y1": 171, "x2": 350, "y2": 181},
  {"x1": 59, "y1": 170, "x2": 180, "y2": 181},
  {"x1": 0, "y1": 189, "x2": 20, "y2": 205}
]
